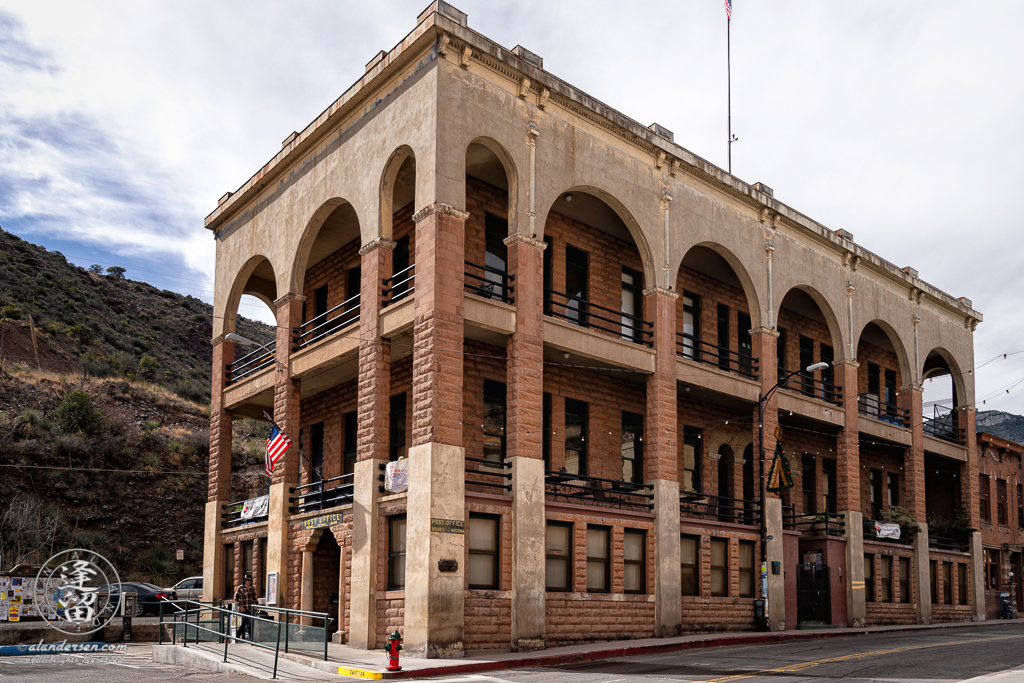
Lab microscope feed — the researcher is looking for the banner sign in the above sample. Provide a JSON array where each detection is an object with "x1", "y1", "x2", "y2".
[
  {"x1": 430, "y1": 519, "x2": 465, "y2": 535},
  {"x1": 385, "y1": 459, "x2": 409, "y2": 493},
  {"x1": 875, "y1": 522, "x2": 901, "y2": 539},
  {"x1": 301, "y1": 513, "x2": 342, "y2": 531},
  {"x1": 241, "y1": 495, "x2": 269, "y2": 520}
]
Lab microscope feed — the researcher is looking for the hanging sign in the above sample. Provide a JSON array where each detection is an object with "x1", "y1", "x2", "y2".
[
  {"x1": 240, "y1": 495, "x2": 269, "y2": 519},
  {"x1": 385, "y1": 459, "x2": 409, "y2": 493},
  {"x1": 875, "y1": 522, "x2": 901, "y2": 539}
]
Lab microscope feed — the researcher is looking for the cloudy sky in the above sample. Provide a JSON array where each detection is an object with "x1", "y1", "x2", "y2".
[{"x1": 1, "y1": 1, "x2": 1021, "y2": 415}]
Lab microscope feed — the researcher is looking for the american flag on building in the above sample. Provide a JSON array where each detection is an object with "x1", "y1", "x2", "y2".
[
  {"x1": 725, "y1": 0, "x2": 732, "y2": 20},
  {"x1": 265, "y1": 422, "x2": 292, "y2": 477}
]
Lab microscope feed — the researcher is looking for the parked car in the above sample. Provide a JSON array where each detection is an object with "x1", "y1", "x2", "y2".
[
  {"x1": 98, "y1": 582, "x2": 178, "y2": 616},
  {"x1": 167, "y1": 576, "x2": 203, "y2": 601}
]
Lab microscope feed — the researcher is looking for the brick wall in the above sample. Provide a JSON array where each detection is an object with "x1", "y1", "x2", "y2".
[
  {"x1": 464, "y1": 177, "x2": 508, "y2": 269},
  {"x1": 858, "y1": 444, "x2": 906, "y2": 521},
  {"x1": 375, "y1": 501, "x2": 407, "y2": 647},
  {"x1": 300, "y1": 380, "x2": 357, "y2": 485},
  {"x1": 675, "y1": 265, "x2": 750, "y2": 354},
  {"x1": 777, "y1": 308, "x2": 833, "y2": 374},
  {"x1": 863, "y1": 542, "x2": 916, "y2": 626},
  {"x1": 977, "y1": 448, "x2": 1023, "y2": 548},
  {"x1": 680, "y1": 522, "x2": 760, "y2": 632},
  {"x1": 785, "y1": 429, "x2": 839, "y2": 516},
  {"x1": 464, "y1": 497, "x2": 513, "y2": 651},
  {"x1": 856, "y1": 339, "x2": 903, "y2": 397},
  {"x1": 928, "y1": 550, "x2": 973, "y2": 623},
  {"x1": 301, "y1": 238, "x2": 361, "y2": 319}
]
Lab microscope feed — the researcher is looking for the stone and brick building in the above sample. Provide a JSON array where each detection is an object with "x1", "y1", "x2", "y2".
[
  {"x1": 975, "y1": 432, "x2": 1023, "y2": 618},
  {"x1": 202, "y1": 2, "x2": 987, "y2": 656}
]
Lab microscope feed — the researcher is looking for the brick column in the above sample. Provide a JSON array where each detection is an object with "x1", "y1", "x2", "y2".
[
  {"x1": 505, "y1": 234, "x2": 546, "y2": 651},
  {"x1": 405, "y1": 203, "x2": 467, "y2": 658},
  {"x1": 962, "y1": 408, "x2": 986, "y2": 621},
  {"x1": 645, "y1": 286, "x2": 681, "y2": 637},
  {"x1": 903, "y1": 385, "x2": 927, "y2": 522},
  {"x1": 203, "y1": 336, "x2": 234, "y2": 602},
  {"x1": 835, "y1": 360, "x2": 860, "y2": 513},
  {"x1": 751, "y1": 327, "x2": 783, "y2": 628},
  {"x1": 349, "y1": 237, "x2": 393, "y2": 649}
]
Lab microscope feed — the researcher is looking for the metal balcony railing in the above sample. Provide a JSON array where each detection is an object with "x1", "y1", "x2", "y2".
[
  {"x1": 290, "y1": 473, "x2": 354, "y2": 514},
  {"x1": 777, "y1": 366, "x2": 842, "y2": 405},
  {"x1": 544, "y1": 288, "x2": 653, "y2": 347},
  {"x1": 464, "y1": 261, "x2": 514, "y2": 303},
  {"x1": 382, "y1": 264, "x2": 415, "y2": 307},
  {"x1": 465, "y1": 456, "x2": 512, "y2": 492},
  {"x1": 676, "y1": 333, "x2": 758, "y2": 379},
  {"x1": 923, "y1": 415, "x2": 966, "y2": 445},
  {"x1": 296, "y1": 294, "x2": 360, "y2": 349},
  {"x1": 679, "y1": 491, "x2": 761, "y2": 526},
  {"x1": 544, "y1": 470, "x2": 653, "y2": 510},
  {"x1": 789, "y1": 510, "x2": 845, "y2": 537},
  {"x1": 225, "y1": 340, "x2": 276, "y2": 385},
  {"x1": 221, "y1": 498, "x2": 268, "y2": 528},
  {"x1": 858, "y1": 393, "x2": 911, "y2": 428},
  {"x1": 928, "y1": 530, "x2": 970, "y2": 553}
]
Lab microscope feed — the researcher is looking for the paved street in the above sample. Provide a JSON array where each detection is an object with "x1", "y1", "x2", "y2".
[{"x1": 0, "y1": 624, "x2": 1022, "y2": 682}]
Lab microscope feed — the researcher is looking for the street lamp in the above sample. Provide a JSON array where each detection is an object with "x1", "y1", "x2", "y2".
[{"x1": 756, "y1": 360, "x2": 830, "y2": 630}]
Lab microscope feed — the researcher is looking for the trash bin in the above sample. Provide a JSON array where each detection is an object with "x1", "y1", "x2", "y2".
[{"x1": 754, "y1": 599, "x2": 768, "y2": 631}]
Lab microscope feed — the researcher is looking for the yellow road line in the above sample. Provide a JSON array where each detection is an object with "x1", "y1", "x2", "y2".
[{"x1": 692, "y1": 634, "x2": 1024, "y2": 683}]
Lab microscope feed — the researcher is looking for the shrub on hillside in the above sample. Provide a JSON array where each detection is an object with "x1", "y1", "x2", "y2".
[
  {"x1": 54, "y1": 389, "x2": 103, "y2": 436},
  {"x1": 1, "y1": 303, "x2": 22, "y2": 320},
  {"x1": 68, "y1": 324, "x2": 94, "y2": 345},
  {"x1": 171, "y1": 380, "x2": 209, "y2": 404},
  {"x1": 139, "y1": 355, "x2": 159, "y2": 375}
]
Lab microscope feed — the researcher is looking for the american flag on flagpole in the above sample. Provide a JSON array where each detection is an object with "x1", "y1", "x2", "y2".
[
  {"x1": 725, "y1": 0, "x2": 732, "y2": 20},
  {"x1": 265, "y1": 422, "x2": 292, "y2": 477}
]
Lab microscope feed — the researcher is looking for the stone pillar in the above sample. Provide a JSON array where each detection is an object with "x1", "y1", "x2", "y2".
[
  {"x1": 253, "y1": 537, "x2": 263, "y2": 597},
  {"x1": 505, "y1": 233, "x2": 546, "y2": 651},
  {"x1": 300, "y1": 549, "x2": 314, "y2": 624},
  {"x1": 970, "y1": 531, "x2": 986, "y2": 621},
  {"x1": 751, "y1": 328, "x2": 779, "y2": 623},
  {"x1": 835, "y1": 360, "x2": 860, "y2": 513},
  {"x1": 645, "y1": 287, "x2": 681, "y2": 637},
  {"x1": 204, "y1": 336, "x2": 234, "y2": 602},
  {"x1": 405, "y1": 203, "x2": 467, "y2": 658},
  {"x1": 903, "y1": 385, "x2": 927, "y2": 524},
  {"x1": 765, "y1": 497, "x2": 786, "y2": 631},
  {"x1": 914, "y1": 521, "x2": 932, "y2": 624},
  {"x1": 266, "y1": 483, "x2": 290, "y2": 606},
  {"x1": 961, "y1": 408, "x2": 981, "y2": 528},
  {"x1": 272, "y1": 293, "x2": 304, "y2": 486},
  {"x1": 349, "y1": 458, "x2": 384, "y2": 648},
  {"x1": 843, "y1": 510, "x2": 866, "y2": 627}
]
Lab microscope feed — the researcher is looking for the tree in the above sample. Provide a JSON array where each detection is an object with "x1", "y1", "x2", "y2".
[
  {"x1": 106, "y1": 266, "x2": 126, "y2": 280},
  {"x1": 139, "y1": 355, "x2": 159, "y2": 376},
  {"x1": 0, "y1": 494, "x2": 67, "y2": 567},
  {"x1": 88, "y1": 264, "x2": 104, "y2": 274}
]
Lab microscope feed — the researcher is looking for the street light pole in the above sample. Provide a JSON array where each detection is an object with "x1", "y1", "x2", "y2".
[{"x1": 757, "y1": 360, "x2": 830, "y2": 630}]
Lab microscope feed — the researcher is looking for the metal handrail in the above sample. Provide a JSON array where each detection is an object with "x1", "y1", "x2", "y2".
[
  {"x1": 226, "y1": 340, "x2": 277, "y2": 384},
  {"x1": 783, "y1": 505, "x2": 796, "y2": 531},
  {"x1": 679, "y1": 491, "x2": 761, "y2": 526},
  {"x1": 221, "y1": 499, "x2": 268, "y2": 528},
  {"x1": 465, "y1": 456, "x2": 512, "y2": 491},
  {"x1": 676, "y1": 332, "x2": 759, "y2": 379},
  {"x1": 922, "y1": 415, "x2": 966, "y2": 445},
  {"x1": 158, "y1": 599, "x2": 282, "y2": 679},
  {"x1": 290, "y1": 474, "x2": 355, "y2": 514},
  {"x1": 464, "y1": 260, "x2": 515, "y2": 303},
  {"x1": 858, "y1": 393, "x2": 910, "y2": 428},
  {"x1": 297, "y1": 294, "x2": 360, "y2": 348},
  {"x1": 382, "y1": 264, "x2": 415, "y2": 306},
  {"x1": 928, "y1": 530, "x2": 970, "y2": 552},
  {"x1": 544, "y1": 287, "x2": 653, "y2": 346},
  {"x1": 544, "y1": 470, "x2": 653, "y2": 510},
  {"x1": 792, "y1": 511, "x2": 845, "y2": 537},
  {"x1": 776, "y1": 366, "x2": 842, "y2": 405},
  {"x1": 257, "y1": 604, "x2": 333, "y2": 661}
]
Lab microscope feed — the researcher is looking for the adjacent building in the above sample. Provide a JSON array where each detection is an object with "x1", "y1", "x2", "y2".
[{"x1": 202, "y1": 2, "x2": 987, "y2": 656}]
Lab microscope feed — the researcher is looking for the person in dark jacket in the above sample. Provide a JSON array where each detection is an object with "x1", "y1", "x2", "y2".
[{"x1": 233, "y1": 575, "x2": 257, "y2": 641}]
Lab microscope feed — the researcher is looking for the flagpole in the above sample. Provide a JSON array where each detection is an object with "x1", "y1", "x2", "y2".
[{"x1": 727, "y1": 11, "x2": 732, "y2": 174}]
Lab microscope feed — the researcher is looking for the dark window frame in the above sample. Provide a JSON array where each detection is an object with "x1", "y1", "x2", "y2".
[
  {"x1": 620, "y1": 267, "x2": 643, "y2": 342},
  {"x1": 545, "y1": 521, "x2": 573, "y2": 592},
  {"x1": 482, "y1": 379, "x2": 507, "y2": 464},
  {"x1": 899, "y1": 556, "x2": 911, "y2": 604},
  {"x1": 623, "y1": 529, "x2": 646, "y2": 595},
  {"x1": 738, "y1": 540, "x2": 755, "y2": 598},
  {"x1": 681, "y1": 534, "x2": 699, "y2": 597},
  {"x1": 468, "y1": 513, "x2": 501, "y2": 590},
  {"x1": 880, "y1": 555, "x2": 893, "y2": 603},
  {"x1": 389, "y1": 392, "x2": 407, "y2": 462},
  {"x1": 943, "y1": 561, "x2": 953, "y2": 605},
  {"x1": 958, "y1": 564, "x2": 968, "y2": 606},
  {"x1": 980, "y1": 475, "x2": 991, "y2": 522},
  {"x1": 586, "y1": 525, "x2": 611, "y2": 594},
  {"x1": 564, "y1": 397, "x2": 588, "y2": 476},
  {"x1": 682, "y1": 426, "x2": 702, "y2": 493},
  {"x1": 710, "y1": 537, "x2": 729, "y2": 598},
  {"x1": 388, "y1": 514, "x2": 407, "y2": 591},
  {"x1": 864, "y1": 553, "x2": 875, "y2": 602},
  {"x1": 997, "y1": 478, "x2": 1008, "y2": 525},
  {"x1": 621, "y1": 411, "x2": 644, "y2": 484}
]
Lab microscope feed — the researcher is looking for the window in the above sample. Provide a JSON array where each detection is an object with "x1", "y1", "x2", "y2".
[
  {"x1": 899, "y1": 556, "x2": 910, "y2": 604},
  {"x1": 986, "y1": 549, "x2": 999, "y2": 589},
  {"x1": 717, "y1": 304, "x2": 730, "y2": 370},
  {"x1": 624, "y1": 530, "x2": 646, "y2": 594},
  {"x1": 739, "y1": 541, "x2": 755, "y2": 598},
  {"x1": 864, "y1": 554, "x2": 875, "y2": 602},
  {"x1": 681, "y1": 535, "x2": 699, "y2": 596},
  {"x1": 799, "y1": 335, "x2": 814, "y2": 396},
  {"x1": 389, "y1": 393, "x2": 407, "y2": 461},
  {"x1": 259, "y1": 541, "x2": 267, "y2": 596},
  {"x1": 565, "y1": 245, "x2": 588, "y2": 326},
  {"x1": 710, "y1": 538, "x2": 729, "y2": 597},
  {"x1": 884, "y1": 369, "x2": 897, "y2": 416},
  {"x1": 564, "y1": 398, "x2": 588, "y2": 475},
  {"x1": 482, "y1": 380, "x2": 507, "y2": 464},
  {"x1": 980, "y1": 475, "x2": 991, "y2": 522},
  {"x1": 345, "y1": 265, "x2": 361, "y2": 322},
  {"x1": 468, "y1": 514, "x2": 499, "y2": 590},
  {"x1": 681, "y1": 293, "x2": 699, "y2": 359},
  {"x1": 391, "y1": 235, "x2": 411, "y2": 301},
  {"x1": 888, "y1": 472, "x2": 900, "y2": 509},
  {"x1": 388, "y1": 515, "x2": 407, "y2": 590},
  {"x1": 958, "y1": 564, "x2": 968, "y2": 605},
  {"x1": 880, "y1": 555, "x2": 893, "y2": 602},
  {"x1": 482, "y1": 213, "x2": 509, "y2": 299},
  {"x1": 224, "y1": 544, "x2": 235, "y2": 594},
  {"x1": 546, "y1": 522, "x2": 572, "y2": 592},
  {"x1": 242, "y1": 541, "x2": 254, "y2": 579},
  {"x1": 542, "y1": 393, "x2": 552, "y2": 470},
  {"x1": 930, "y1": 560, "x2": 938, "y2": 604},
  {"x1": 543, "y1": 236, "x2": 553, "y2": 315},
  {"x1": 343, "y1": 411, "x2": 357, "y2": 476},
  {"x1": 870, "y1": 469, "x2": 883, "y2": 520},
  {"x1": 682, "y1": 427, "x2": 702, "y2": 492},
  {"x1": 586, "y1": 526, "x2": 611, "y2": 593},
  {"x1": 737, "y1": 312, "x2": 753, "y2": 377},
  {"x1": 820, "y1": 343, "x2": 835, "y2": 391},
  {"x1": 997, "y1": 478, "x2": 1008, "y2": 525},
  {"x1": 621, "y1": 411, "x2": 643, "y2": 484},
  {"x1": 310, "y1": 422, "x2": 325, "y2": 488},
  {"x1": 1019, "y1": 483, "x2": 1023, "y2": 528},
  {"x1": 621, "y1": 267, "x2": 642, "y2": 342},
  {"x1": 943, "y1": 562, "x2": 953, "y2": 605},
  {"x1": 802, "y1": 455, "x2": 816, "y2": 515},
  {"x1": 314, "y1": 284, "x2": 328, "y2": 320},
  {"x1": 822, "y1": 458, "x2": 837, "y2": 514},
  {"x1": 868, "y1": 362, "x2": 881, "y2": 399},
  {"x1": 776, "y1": 328, "x2": 787, "y2": 381}
]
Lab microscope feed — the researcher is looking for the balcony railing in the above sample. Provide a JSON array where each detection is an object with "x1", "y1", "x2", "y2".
[
  {"x1": 290, "y1": 474, "x2": 354, "y2": 515},
  {"x1": 221, "y1": 497, "x2": 268, "y2": 528},
  {"x1": 382, "y1": 264, "x2": 415, "y2": 307},
  {"x1": 544, "y1": 470, "x2": 653, "y2": 510},
  {"x1": 680, "y1": 491, "x2": 760, "y2": 526},
  {"x1": 928, "y1": 530, "x2": 970, "y2": 553},
  {"x1": 225, "y1": 340, "x2": 276, "y2": 386},
  {"x1": 862, "y1": 518, "x2": 913, "y2": 545},
  {"x1": 676, "y1": 333, "x2": 758, "y2": 379},
  {"x1": 464, "y1": 261, "x2": 514, "y2": 304},
  {"x1": 544, "y1": 289, "x2": 653, "y2": 347},
  {"x1": 296, "y1": 294, "x2": 360, "y2": 349},
  {"x1": 923, "y1": 415, "x2": 966, "y2": 445},
  {"x1": 777, "y1": 366, "x2": 842, "y2": 405},
  {"x1": 465, "y1": 456, "x2": 512, "y2": 493},
  {"x1": 858, "y1": 393, "x2": 911, "y2": 428},
  {"x1": 787, "y1": 510, "x2": 845, "y2": 537}
]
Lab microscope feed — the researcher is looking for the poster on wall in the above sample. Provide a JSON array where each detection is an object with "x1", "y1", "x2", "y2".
[
  {"x1": 385, "y1": 459, "x2": 409, "y2": 493},
  {"x1": 266, "y1": 572, "x2": 278, "y2": 606}
]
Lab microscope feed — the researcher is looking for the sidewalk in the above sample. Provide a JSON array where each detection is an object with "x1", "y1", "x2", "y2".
[{"x1": 154, "y1": 618, "x2": 1022, "y2": 680}]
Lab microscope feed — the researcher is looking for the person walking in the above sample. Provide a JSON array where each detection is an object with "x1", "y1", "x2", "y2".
[{"x1": 233, "y1": 574, "x2": 257, "y2": 642}]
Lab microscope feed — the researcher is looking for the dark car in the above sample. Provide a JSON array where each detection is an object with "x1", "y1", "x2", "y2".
[{"x1": 99, "y1": 582, "x2": 179, "y2": 617}]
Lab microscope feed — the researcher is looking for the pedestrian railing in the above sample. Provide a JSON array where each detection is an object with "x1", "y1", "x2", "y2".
[
  {"x1": 255, "y1": 604, "x2": 333, "y2": 661},
  {"x1": 465, "y1": 456, "x2": 512, "y2": 493},
  {"x1": 544, "y1": 288, "x2": 653, "y2": 347},
  {"x1": 928, "y1": 530, "x2": 970, "y2": 553},
  {"x1": 679, "y1": 491, "x2": 761, "y2": 526},
  {"x1": 675, "y1": 333, "x2": 759, "y2": 379},
  {"x1": 221, "y1": 498, "x2": 268, "y2": 528},
  {"x1": 858, "y1": 393, "x2": 911, "y2": 428},
  {"x1": 226, "y1": 340, "x2": 276, "y2": 385},
  {"x1": 544, "y1": 470, "x2": 653, "y2": 511},
  {"x1": 290, "y1": 473, "x2": 354, "y2": 514},
  {"x1": 777, "y1": 366, "x2": 842, "y2": 405},
  {"x1": 464, "y1": 260, "x2": 515, "y2": 303},
  {"x1": 382, "y1": 264, "x2": 415, "y2": 307},
  {"x1": 923, "y1": 415, "x2": 966, "y2": 445},
  {"x1": 791, "y1": 511, "x2": 845, "y2": 537},
  {"x1": 296, "y1": 294, "x2": 360, "y2": 349}
]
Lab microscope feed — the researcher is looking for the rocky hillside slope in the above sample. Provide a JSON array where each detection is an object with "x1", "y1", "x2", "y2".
[{"x1": 976, "y1": 410, "x2": 1024, "y2": 446}]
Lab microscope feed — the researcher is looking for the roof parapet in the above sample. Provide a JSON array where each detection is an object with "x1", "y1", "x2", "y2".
[
  {"x1": 417, "y1": 1, "x2": 468, "y2": 27},
  {"x1": 511, "y1": 45, "x2": 543, "y2": 70},
  {"x1": 647, "y1": 123, "x2": 673, "y2": 143}
]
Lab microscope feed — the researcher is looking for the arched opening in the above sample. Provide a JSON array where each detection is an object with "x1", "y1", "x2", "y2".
[
  {"x1": 464, "y1": 139, "x2": 516, "y2": 303},
  {"x1": 542, "y1": 189, "x2": 652, "y2": 346},
  {"x1": 777, "y1": 287, "x2": 842, "y2": 405},
  {"x1": 676, "y1": 244, "x2": 760, "y2": 378},
  {"x1": 308, "y1": 530, "x2": 342, "y2": 636},
  {"x1": 922, "y1": 349, "x2": 965, "y2": 444},
  {"x1": 856, "y1": 321, "x2": 910, "y2": 427},
  {"x1": 226, "y1": 257, "x2": 278, "y2": 385},
  {"x1": 293, "y1": 200, "x2": 362, "y2": 349},
  {"x1": 380, "y1": 148, "x2": 416, "y2": 307}
]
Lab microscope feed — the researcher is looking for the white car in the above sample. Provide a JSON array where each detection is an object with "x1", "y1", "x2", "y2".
[{"x1": 167, "y1": 576, "x2": 203, "y2": 601}]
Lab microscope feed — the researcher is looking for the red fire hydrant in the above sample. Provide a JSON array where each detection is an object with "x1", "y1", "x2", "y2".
[{"x1": 384, "y1": 630, "x2": 403, "y2": 671}]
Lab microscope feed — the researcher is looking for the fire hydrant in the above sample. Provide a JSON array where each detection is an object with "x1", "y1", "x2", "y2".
[{"x1": 384, "y1": 630, "x2": 403, "y2": 671}]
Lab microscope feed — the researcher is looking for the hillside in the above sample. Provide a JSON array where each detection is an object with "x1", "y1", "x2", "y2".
[{"x1": 976, "y1": 410, "x2": 1024, "y2": 446}]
